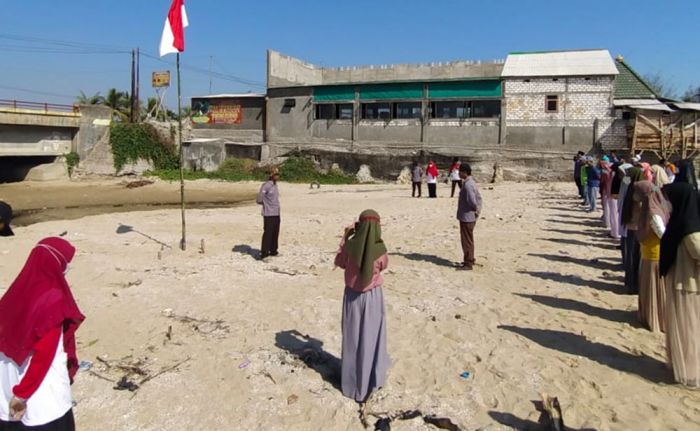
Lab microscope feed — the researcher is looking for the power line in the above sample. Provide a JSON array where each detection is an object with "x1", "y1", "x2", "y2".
[{"x1": 0, "y1": 84, "x2": 76, "y2": 101}]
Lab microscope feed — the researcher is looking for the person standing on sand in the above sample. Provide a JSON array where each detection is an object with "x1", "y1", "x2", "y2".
[
  {"x1": 256, "y1": 167, "x2": 281, "y2": 261},
  {"x1": 634, "y1": 181, "x2": 671, "y2": 332},
  {"x1": 573, "y1": 151, "x2": 585, "y2": 200},
  {"x1": 0, "y1": 237, "x2": 84, "y2": 430},
  {"x1": 449, "y1": 157, "x2": 462, "y2": 198},
  {"x1": 411, "y1": 161, "x2": 423, "y2": 198},
  {"x1": 660, "y1": 182, "x2": 700, "y2": 388},
  {"x1": 426, "y1": 161, "x2": 439, "y2": 198},
  {"x1": 0, "y1": 202, "x2": 14, "y2": 237},
  {"x1": 621, "y1": 167, "x2": 644, "y2": 294},
  {"x1": 334, "y1": 210, "x2": 390, "y2": 403},
  {"x1": 586, "y1": 157, "x2": 601, "y2": 213},
  {"x1": 456, "y1": 164, "x2": 482, "y2": 271}
]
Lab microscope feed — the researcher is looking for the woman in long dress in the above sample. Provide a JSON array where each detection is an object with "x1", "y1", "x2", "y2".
[
  {"x1": 634, "y1": 181, "x2": 671, "y2": 332},
  {"x1": 621, "y1": 167, "x2": 644, "y2": 294},
  {"x1": 334, "y1": 210, "x2": 390, "y2": 402},
  {"x1": 661, "y1": 183, "x2": 700, "y2": 387},
  {"x1": 0, "y1": 237, "x2": 85, "y2": 430}
]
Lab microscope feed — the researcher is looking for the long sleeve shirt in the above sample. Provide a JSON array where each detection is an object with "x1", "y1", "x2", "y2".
[
  {"x1": 12, "y1": 327, "x2": 61, "y2": 399},
  {"x1": 256, "y1": 180, "x2": 280, "y2": 217},
  {"x1": 334, "y1": 237, "x2": 388, "y2": 293},
  {"x1": 457, "y1": 177, "x2": 482, "y2": 223},
  {"x1": 586, "y1": 166, "x2": 601, "y2": 187}
]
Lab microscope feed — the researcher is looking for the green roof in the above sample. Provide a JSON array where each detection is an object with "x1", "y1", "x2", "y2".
[{"x1": 614, "y1": 59, "x2": 657, "y2": 99}]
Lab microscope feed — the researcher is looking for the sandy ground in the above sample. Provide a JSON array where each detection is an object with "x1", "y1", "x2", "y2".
[{"x1": 1, "y1": 180, "x2": 700, "y2": 430}]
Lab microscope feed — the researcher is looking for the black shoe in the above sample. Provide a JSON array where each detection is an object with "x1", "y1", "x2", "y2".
[{"x1": 270, "y1": 251, "x2": 279, "y2": 257}]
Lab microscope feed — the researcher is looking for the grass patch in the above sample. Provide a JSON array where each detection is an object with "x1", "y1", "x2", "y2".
[{"x1": 147, "y1": 156, "x2": 357, "y2": 184}]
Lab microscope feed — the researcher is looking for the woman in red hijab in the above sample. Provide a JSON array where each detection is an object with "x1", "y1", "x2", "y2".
[
  {"x1": 0, "y1": 237, "x2": 84, "y2": 430},
  {"x1": 426, "y1": 161, "x2": 439, "y2": 198}
]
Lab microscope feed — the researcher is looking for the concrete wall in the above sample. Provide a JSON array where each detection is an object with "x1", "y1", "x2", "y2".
[
  {"x1": 312, "y1": 120, "x2": 352, "y2": 140},
  {"x1": 0, "y1": 124, "x2": 73, "y2": 155},
  {"x1": 266, "y1": 87, "x2": 314, "y2": 141},
  {"x1": 357, "y1": 120, "x2": 421, "y2": 142},
  {"x1": 191, "y1": 97, "x2": 265, "y2": 131},
  {"x1": 268, "y1": 50, "x2": 504, "y2": 88},
  {"x1": 505, "y1": 126, "x2": 594, "y2": 151},
  {"x1": 76, "y1": 105, "x2": 112, "y2": 159},
  {"x1": 182, "y1": 141, "x2": 226, "y2": 172},
  {"x1": 425, "y1": 120, "x2": 500, "y2": 145}
]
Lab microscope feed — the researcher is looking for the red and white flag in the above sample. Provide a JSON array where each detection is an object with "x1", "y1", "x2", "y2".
[{"x1": 159, "y1": 0, "x2": 188, "y2": 57}]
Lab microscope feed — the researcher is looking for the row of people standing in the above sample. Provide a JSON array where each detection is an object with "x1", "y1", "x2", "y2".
[
  {"x1": 410, "y1": 158, "x2": 464, "y2": 198},
  {"x1": 575, "y1": 153, "x2": 700, "y2": 388}
]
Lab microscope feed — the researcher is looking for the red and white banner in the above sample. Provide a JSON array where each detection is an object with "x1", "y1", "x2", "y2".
[{"x1": 159, "y1": 0, "x2": 188, "y2": 57}]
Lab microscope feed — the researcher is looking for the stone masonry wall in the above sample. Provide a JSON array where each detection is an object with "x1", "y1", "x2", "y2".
[{"x1": 505, "y1": 77, "x2": 615, "y2": 128}]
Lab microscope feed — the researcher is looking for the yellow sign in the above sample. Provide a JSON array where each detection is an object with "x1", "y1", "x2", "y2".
[{"x1": 152, "y1": 71, "x2": 171, "y2": 88}]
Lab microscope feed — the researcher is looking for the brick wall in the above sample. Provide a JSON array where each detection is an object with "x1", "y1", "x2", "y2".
[{"x1": 505, "y1": 77, "x2": 616, "y2": 128}]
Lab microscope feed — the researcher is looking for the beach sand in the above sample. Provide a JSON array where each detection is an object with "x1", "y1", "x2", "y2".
[{"x1": 1, "y1": 180, "x2": 699, "y2": 430}]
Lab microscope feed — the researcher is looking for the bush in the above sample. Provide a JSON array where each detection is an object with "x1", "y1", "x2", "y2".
[
  {"x1": 64, "y1": 151, "x2": 80, "y2": 177},
  {"x1": 110, "y1": 123, "x2": 179, "y2": 171}
]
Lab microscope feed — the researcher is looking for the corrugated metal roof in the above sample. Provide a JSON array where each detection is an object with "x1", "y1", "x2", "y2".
[
  {"x1": 193, "y1": 93, "x2": 265, "y2": 99},
  {"x1": 671, "y1": 102, "x2": 700, "y2": 112},
  {"x1": 628, "y1": 103, "x2": 674, "y2": 112},
  {"x1": 614, "y1": 98, "x2": 660, "y2": 107},
  {"x1": 502, "y1": 49, "x2": 618, "y2": 77}
]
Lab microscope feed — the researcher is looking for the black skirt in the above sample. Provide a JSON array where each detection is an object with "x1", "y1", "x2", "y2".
[{"x1": 0, "y1": 409, "x2": 75, "y2": 431}]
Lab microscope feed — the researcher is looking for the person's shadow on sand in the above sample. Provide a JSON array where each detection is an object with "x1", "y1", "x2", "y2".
[
  {"x1": 232, "y1": 244, "x2": 259, "y2": 259},
  {"x1": 390, "y1": 252, "x2": 456, "y2": 268},
  {"x1": 274, "y1": 330, "x2": 341, "y2": 390},
  {"x1": 489, "y1": 410, "x2": 597, "y2": 431},
  {"x1": 498, "y1": 325, "x2": 670, "y2": 383}
]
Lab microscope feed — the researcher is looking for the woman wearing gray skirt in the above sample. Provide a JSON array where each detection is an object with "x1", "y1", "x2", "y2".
[{"x1": 334, "y1": 209, "x2": 390, "y2": 403}]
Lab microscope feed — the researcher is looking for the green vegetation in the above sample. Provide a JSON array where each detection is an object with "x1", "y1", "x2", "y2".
[
  {"x1": 64, "y1": 151, "x2": 80, "y2": 177},
  {"x1": 147, "y1": 156, "x2": 357, "y2": 184},
  {"x1": 110, "y1": 123, "x2": 179, "y2": 171}
]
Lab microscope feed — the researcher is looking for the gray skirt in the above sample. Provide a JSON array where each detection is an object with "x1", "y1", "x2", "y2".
[{"x1": 341, "y1": 286, "x2": 390, "y2": 402}]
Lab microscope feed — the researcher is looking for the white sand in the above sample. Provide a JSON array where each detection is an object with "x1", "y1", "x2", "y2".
[{"x1": 1, "y1": 180, "x2": 699, "y2": 430}]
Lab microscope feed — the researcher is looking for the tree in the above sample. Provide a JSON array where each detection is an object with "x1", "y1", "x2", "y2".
[
  {"x1": 75, "y1": 90, "x2": 104, "y2": 105},
  {"x1": 682, "y1": 85, "x2": 700, "y2": 103},
  {"x1": 643, "y1": 73, "x2": 677, "y2": 99},
  {"x1": 104, "y1": 88, "x2": 130, "y2": 121}
]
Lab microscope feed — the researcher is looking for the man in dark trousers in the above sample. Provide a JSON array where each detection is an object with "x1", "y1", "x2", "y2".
[
  {"x1": 456, "y1": 164, "x2": 482, "y2": 271},
  {"x1": 256, "y1": 167, "x2": 281, "y2": 260}
]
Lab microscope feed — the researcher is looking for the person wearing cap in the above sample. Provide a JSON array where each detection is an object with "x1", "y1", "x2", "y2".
[
  {"x1": 256, "y1": 167, "x2": 281, "y2": 260},
  {"x1": 0, "y1": 201, "x2": 14, "y2": 237}
]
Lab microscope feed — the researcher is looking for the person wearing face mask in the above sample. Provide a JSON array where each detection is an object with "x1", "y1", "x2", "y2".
[{"x1": 0, "y1": 237, "x2": 84, "y2": 430}]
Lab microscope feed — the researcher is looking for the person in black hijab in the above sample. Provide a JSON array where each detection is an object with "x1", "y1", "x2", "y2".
[
  {"x1": 673, "y1": 159, "x2": 698, "y2": 190},
  {"x1": 621, "y1": 167, "x2": 644, "y2": 294},
  {"x1": 0, "y1": 202, "x2": 14, "y2": 237},
  {"x1": 660, "y1": 183, "x2": 700, "y2": 276}
]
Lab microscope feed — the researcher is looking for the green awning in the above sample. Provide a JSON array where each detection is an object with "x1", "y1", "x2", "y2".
[
  {"x1": 359, "y1": 83, "x2": 423, "y2": 100},
  {"x1": 313, "y1": 85, "x2": 355, "y2": 102},
  {"x1": 428, "y1": 80, "x2": 502, "y2": 99}
]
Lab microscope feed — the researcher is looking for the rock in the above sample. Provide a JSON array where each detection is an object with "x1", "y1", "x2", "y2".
[
  {"x1": 396, "y1": 167, "x2": 412, "y2": 185},
  {"x1": 25, "y1": 162, "x2": 69, "y2": 181},
  {"x1": 355, "y1": 164, "x2": 374, "y2": 183},
  {"x1": 491, "y1": 162, "x2": 504, "y2": 183},
  {"x1": 330, "y1": 163, "x2": 341, "y2": 172}
]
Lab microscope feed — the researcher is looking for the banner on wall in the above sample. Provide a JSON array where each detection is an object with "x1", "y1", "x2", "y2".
[{"x1": 192, "y1": 99, "x2": 243, "y2": 124}]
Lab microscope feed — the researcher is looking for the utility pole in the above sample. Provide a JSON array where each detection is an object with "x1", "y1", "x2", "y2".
[
  {"x1": 130, "y1": 48, "x2": 136, "y2": 122},
  {"x1": 135, "y1": 47, "x2": 140, "y2": 121},
  {"x1": 209, "y1": 55, "x2": 213, "y2": 94}
]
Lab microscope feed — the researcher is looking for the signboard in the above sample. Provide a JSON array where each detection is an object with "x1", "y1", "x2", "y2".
[
  {"x1": 152, "y1": 71, "x2": 171, "y2": 88},
  {"x1": 191, "y1": 99, "x2": 243, "y2": 125}
]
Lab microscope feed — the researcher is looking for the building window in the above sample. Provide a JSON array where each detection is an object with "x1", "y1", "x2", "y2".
[
  {"x1": 472, "y1": 100, "x2": 501, "y2": 118},
  {"x1": 393, "y1": 102, "x2": 422, "y2": 119},
  {"x1": 431, "y1": 101, "x2": 468, "y2": 119},
  {"x1": 315, "y1": 103, "x2": 354, "y2": 120},
  {"x1": 315, "y1": 104, "x2": 335, "y2": 120},
  {"x1": 337, "y1": 103, "x2": 353, "y2": 120},
  {"x1": 545, "y1": 95, "x2": 559, "y2": 113},
  {"x1": 361, "y1": 103, "x2": 391, "y2": 120}
]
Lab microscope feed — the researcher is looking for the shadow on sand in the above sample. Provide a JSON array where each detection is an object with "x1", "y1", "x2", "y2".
[
  {"x1": 528, "y1": 253, "x2": 622, "y2": 272},
  {"x1": 518, "y1": 270, "x2": 625, "y2": 295},
  {"x1": 499, "y1": 326, "x2": 670, "y2": 383},
  {"x1": 516, "y1": 293, "x2": 638, "y2": 326},
  {"x1": 232, "y1": 244, "x2": 259, "y2": 259},
  {"x1": 274, "y1": 330, "x2": 341, "y2": 390},
  {"x1": 390, "y1": 252, "x2": 456, "y2": 268},
  {"x1": 538, "y1": 237, "x2": 618, "y2": 251},
  {"x1": 488, "y1": 410, "x2": 596, "y2": 431}
]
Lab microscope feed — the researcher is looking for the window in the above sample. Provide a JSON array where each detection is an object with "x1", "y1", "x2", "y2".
[
  {"x1": 315, "y1": 103, "x2": 354, "y2": 120},
  {"x1": 315, "y1": 104, "x2": 335, "y2": 120},
  {"x1": 394, "y1": 102, "x2": 422, "y2": 119},
  {"x1": 471, "y1": 100, "x2": 501, "y2": 118},
  {"x1": 545, "y1": 95, "x2": 559, "y2": 113},
  {"x1": 431, "y1": 101, "x2": 468, "y2": 119},
  {"x1": 361, "y1": 103, "x2": 391, "y2": 120},
  {"x1": 338, "y1": 104, "x2": 353, "y2": 120}
]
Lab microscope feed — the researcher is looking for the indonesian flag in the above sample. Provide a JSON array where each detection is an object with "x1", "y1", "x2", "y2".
[{"x1": 159, "y1": 0, "x2": 188, "y2": 57}]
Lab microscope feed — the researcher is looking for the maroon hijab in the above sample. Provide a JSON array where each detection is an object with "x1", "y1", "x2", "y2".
[{"x1": 0, "y1": 237, "x2": 84, "y2": 378}]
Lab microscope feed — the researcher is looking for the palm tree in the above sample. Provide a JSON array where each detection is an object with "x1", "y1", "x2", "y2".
[
  {"x1": 75, "y1": 90, "x2": 104, "y2": 105},
  {"x1": 104, "y1": 88, "x2": 130, "y2": 121}
]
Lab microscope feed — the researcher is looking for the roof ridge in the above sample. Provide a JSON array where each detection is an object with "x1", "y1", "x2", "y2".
[{"x1": 508, "y1": 48, "x2": 607, "y2": 55}]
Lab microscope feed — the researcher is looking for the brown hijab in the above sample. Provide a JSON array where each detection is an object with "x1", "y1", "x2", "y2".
[{"x1": 634, "y1": 181, "x2": 671, "y2": 242}]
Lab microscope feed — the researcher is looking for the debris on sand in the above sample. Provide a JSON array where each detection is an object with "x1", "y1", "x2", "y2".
[{"x1": 124, "y1": 179, "x2": 155, "y2": 189}]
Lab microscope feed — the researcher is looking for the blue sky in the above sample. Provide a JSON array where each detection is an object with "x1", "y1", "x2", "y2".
[{"x1": 1, "y1": 0, "x2": 698, "y2": 107}]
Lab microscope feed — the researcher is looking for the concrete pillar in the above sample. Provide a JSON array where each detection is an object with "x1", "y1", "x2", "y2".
[{"x1": 499, "y1": 80, "x2": 507, "y2": 145}]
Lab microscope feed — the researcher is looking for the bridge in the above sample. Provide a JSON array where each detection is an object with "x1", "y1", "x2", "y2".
[{"x1": 0, "y1": 99, "x2": 111, "y2": 158}]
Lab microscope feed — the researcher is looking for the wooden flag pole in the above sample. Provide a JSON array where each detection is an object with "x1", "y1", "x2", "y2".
[{"x1": 177, "y1": 52, "x2": 186, "y2": 251}]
